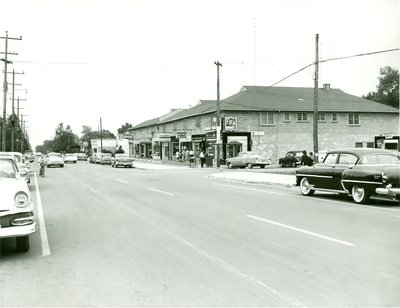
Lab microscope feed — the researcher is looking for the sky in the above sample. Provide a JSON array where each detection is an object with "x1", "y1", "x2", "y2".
[{"x1": 0, "y1": 0, "x2": 399, "y2": 149}]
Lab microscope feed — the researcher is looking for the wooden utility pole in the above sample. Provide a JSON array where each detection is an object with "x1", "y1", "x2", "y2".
[
  {"x1": 8, "y1": 69, "x2": 24, "y2": 151},
  {"x1": 100, "y1": 117, "x2": 103, "y2": 153},
  {"x1": 313, "y1": 34, "x2": 319, "y2": 160},
  {"x1": 214, "y1": 61, "x2": 222, "y2": 168},
  {"x1": 0, "y1": 31, "x2": 22, "y2": 151}
]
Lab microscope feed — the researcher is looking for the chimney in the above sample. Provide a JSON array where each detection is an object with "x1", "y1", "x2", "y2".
[{"x1": 323, "y1": 83, "x2": 331, "y2": 91}]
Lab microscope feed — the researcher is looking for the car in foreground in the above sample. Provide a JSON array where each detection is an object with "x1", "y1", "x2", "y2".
[
  {"x1": 0, "y1": 157, "x2": 36, "y2": 252},
  {"x1": 99, "y1": 153, "x2": 112, "y2": 165},
  {"x1": 279, "y1": 150, "x2": 303, "y2": 167},
  {"x1": 64, "y1": 153, "x2": 78, "y2": 164},
  {"x1": 111, "y1": 154, "x2": 134, "y2": 168},
  {"x1": 46, "y1": 152, "x2": 64, "y2": 168},
  {"x1": 226, "y1": 151, "x2": 271, "y2": 169},
  {"x1": 296, "y1": 148, "x2": 400, "y2": 204}
]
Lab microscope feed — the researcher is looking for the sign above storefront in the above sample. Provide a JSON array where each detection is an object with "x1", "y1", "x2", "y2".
[
  {"x1": 224, "y1": 117, "x2": 238, "y2": 131},
  {"x1": 251, "y1": 131, "x2": 265, "y2": 136},
  {"x1": 176, "y1": 131, "x2": 187, "y2": 138}
]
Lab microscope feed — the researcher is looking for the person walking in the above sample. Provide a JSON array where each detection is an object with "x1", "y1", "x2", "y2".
[{"x1": 199, "y1": 151, "x2": 205, "y2": 168}]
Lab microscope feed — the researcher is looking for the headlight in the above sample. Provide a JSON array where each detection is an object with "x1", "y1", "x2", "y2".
[{"x1": 14, "y1": 191, "x2": 30, "y2": 207}]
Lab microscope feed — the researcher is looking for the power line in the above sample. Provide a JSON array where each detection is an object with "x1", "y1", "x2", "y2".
[{"x1": 319, "y1": 48, "x2": 399, "y2": 64}]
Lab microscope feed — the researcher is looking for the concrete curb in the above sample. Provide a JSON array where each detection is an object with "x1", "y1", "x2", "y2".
[{"x1": 206, "y1": 172, "x2": 297, "y2": 188}]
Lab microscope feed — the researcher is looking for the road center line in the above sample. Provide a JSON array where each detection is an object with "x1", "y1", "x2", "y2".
[
  {"x1": 34, "y1": 172, "x2": 51, "y2": 256},
  {"x1": 114, "y1": 178, "x2": 127, "y2": 184},
  {"x1": 148, "y1": 188, "x2": 174, "y2": 196},
  {"x1": 247, "y1": 214, "x2": 355, "y2": 247}
]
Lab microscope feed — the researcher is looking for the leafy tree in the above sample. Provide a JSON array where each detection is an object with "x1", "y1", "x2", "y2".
[
  {"x1": 117, "y1": 123, "x2": 133, "y2": 134},
  {"x1": 80, "y1": 125, "x2": 116, "y2": 153},
  {"x1": 364, "y1": 66, "x2": 399, "y2": 109}
]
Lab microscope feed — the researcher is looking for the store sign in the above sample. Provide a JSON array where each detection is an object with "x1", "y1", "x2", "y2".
[
  {"x1": 176, "y1": 131, "x2": 187, "y2": 138},
  {"x1": 206, "y1": 130, "x2": 216, "y2": 140},
  {"x1": 251, "y1": 131, "x2": 265, "y2": 136},
  {"x1": 159, "y1": 137, "x2": 171, "y2": 142},
  {"x1": 158, "y1": 133, "x2": 171, "y2": 138},
  {"x1": 180, "y1": 137, "x2": 192, "y2": 142},
  {"x1": 225, "y1": 117, "x2": 237, "y2": 131}
]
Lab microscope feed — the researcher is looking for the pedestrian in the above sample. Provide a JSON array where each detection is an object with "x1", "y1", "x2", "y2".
[
  {"x1": 188, "y1": 149, "x2": 195, "y2": 167},
  {"x1": 300, "y1": 150, "x2": 313, "y2": 166},
  {"x1": 175, "y1": 151, "x2": 180, "y2": 162},
  {"x1": 199, "y1": 151, "x2": 205, "y2": 167},
  {"x1": 308, "y1": 152, "x2": 314, "y2": 166}
]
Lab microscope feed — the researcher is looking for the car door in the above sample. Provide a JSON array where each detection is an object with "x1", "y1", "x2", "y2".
[
  {"x1": 333, "y1": 153, "x2": 358, "y2": 190},
  {"x1": 311, "y1": 153, "x2": 338, "y2": 189}
]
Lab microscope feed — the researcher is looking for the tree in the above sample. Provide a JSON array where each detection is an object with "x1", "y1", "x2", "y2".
[
  {"x1": 117, "y1": 123, "x2": 133, "y2": 134},
  {"x1": 364, "y1": 66, "x2": 399, "y2": 109}
]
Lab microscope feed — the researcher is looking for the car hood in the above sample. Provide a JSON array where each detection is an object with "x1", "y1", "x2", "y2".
[{"x1": 0, "y1": 178, "x2": 32, "y2": 211}]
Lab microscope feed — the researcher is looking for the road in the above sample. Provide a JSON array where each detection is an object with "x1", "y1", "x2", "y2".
[{"x1": 1, "y1": 160, "x2": 399, "y2": 306}]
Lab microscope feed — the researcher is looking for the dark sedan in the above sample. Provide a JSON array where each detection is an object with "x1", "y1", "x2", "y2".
[
  {"x1": 295, "y1": 148, "x2": 400, "y2": 204},
  {"x1": 279, "y1": 150, "x2": 303, "y2": 167}
]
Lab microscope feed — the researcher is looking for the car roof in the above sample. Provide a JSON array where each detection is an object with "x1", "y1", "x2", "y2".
[{"x1": 326, "y1": 148, "x2": 398, "y2": 157}]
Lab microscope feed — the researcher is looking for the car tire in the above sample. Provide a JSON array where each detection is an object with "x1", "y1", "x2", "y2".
[
  {"x1": 351, "y1": 185, "x2": 370, "y2": 204},
  {"x1": 260, "y1": 165, "x2": 265, "y2": 169},
  {"x1": 227, "y1": 162, "x2": 232, "y2": 169},
  {"x1": 300, "y1": 177, "x2": 315, "y2": 196},
  {"x1": 16, "y1": 236, "x2": 30, "y2": 252},
  {"x1": 247, "y1": 163, "x2": 253, "y2": 169}
]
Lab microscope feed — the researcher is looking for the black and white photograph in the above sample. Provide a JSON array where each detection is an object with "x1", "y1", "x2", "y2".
[{"x1": 0, "y1": 0, "x2": 399, "y2": 306}]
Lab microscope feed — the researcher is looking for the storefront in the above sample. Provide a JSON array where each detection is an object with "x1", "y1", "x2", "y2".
[{"x1": 222, "y1": 132, "x2": 251, "y2": 162}]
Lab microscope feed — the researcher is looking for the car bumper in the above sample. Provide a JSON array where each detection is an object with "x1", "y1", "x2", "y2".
[
  {"x1": 376, "y1": 184, "x2": 400, "y2": 196},
  {"x1": 0, "y1": 222, "x2": 37, "y2": 238}
]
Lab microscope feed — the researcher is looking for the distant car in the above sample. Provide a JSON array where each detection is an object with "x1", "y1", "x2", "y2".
[
  {"x1": 279, "y1": 151, "x2": 303, "y2": 167},
  {"x1": 296, "y1": 148, "x2": 400, "y2": 204},
  {"x1": 94, "y1": 153, "x2": 102, "y2": 164},
  {"x1": 99, "y1": 153, "x2": 112, "y2": 165},
  {"x1": 88, "y1": 155, "x2": 96, "y2": 164},
  {"x1": 75, "y1": 153, "x2": 87, "y2": 161},
  {"x1": 64, "y1": 153, "x2": 78, "y2": 164},
  {"x1": 226, "y1": 151, "x2": 271, "y2": 169},
  {"x1": 0, "y1": 156, "x2": 36, "y2": 252},
  {"x1": 46, "y1": 153, "x2": 64, "y2": 168},
  {"x1": 111, "y1": 154, "x2": 134, "y2": 168}
]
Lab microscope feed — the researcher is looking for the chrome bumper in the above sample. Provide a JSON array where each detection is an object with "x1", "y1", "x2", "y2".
[
  {"x1": 376, "y1": 184, "x2": 400, "y2": 196},
  {"x1": 0, "y1": 222, "x2": 37, "y2": 238}
]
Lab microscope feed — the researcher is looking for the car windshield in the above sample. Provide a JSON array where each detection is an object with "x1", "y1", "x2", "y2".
[
  {"x1": 358, "y1": 154, "x2": 400, "y2": 165},
  {"x1": 0, "y1": 159, "x2": 17, "y2": 178},
  {"x1": 49, "y1": 154, "x2": 62, "y2": 158},
  {"x1": 66, "y1": 154, "x2": 75, "y2": 157},
  {"x1": 116, "y1": 154, "x2": 129, "y2": 158}
]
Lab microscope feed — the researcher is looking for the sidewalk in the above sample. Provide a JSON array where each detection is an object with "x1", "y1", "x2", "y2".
[{"x1": 134, "y1": 158, "x2": 297, "y2": 187}]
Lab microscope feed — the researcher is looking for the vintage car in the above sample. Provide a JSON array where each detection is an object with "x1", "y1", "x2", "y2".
[
  {"x1": 111, "y1": 154, "x2": 134, "y2": 168},
  {"x1": 296, "y1": 148, "x2": 400, "y2": 204},
  {"x1": 0, "y1": 156, "x2": 36, "y2": 252},
  {"x1": 99, "y1": 153, "x2": 113, "y2": 165},
  {"x1": 64, "y1": 153, "x2": 78, "y2": 164},
  {"x1": 226, "y1": 151, "x2": 271, "y2": 169},
  {"x1": 46, "y1": 152, "x2": 64, "y2": 167},
  {"x1": 279, "y1": 150, "x2": 304, "y2": 167},
  {"x1": 0, "y1": 152, "x2": 31, "y2": 184}
]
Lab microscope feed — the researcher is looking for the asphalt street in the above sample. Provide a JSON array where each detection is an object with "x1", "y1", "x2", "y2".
[{"x1": 0, "y1": 160, "x2": 399, "y2": 307}]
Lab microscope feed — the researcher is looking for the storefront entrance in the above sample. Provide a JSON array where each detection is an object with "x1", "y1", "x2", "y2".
[{"x1": 226, "y1": 140, "x2": 242, "y2": 158}]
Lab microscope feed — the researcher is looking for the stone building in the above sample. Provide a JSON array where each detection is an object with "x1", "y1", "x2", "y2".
[{"x1": 127, "y1": 85, "x2": 399, "y2": 163}]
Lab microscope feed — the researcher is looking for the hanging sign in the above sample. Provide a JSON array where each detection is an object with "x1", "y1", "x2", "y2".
[{"x1": 224, "y1": 117, "x2": 238, "y2": 131}]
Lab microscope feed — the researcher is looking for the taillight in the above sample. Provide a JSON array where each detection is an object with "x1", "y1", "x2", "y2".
[{"x1": 14, "y1": 191, "x2": 30, "y2": 207}]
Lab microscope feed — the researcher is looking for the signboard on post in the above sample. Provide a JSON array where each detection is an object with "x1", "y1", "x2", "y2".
[{"x1": 224, "y1": 117, "x2": 237, "y2": 131}]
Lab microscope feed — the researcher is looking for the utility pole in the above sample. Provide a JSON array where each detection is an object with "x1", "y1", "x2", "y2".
[
  {"x1": 214, "y1": 61, "x2": 222, "y2": 168},
  {"x1": 1, "y1": 31, "x2": 22, "y2": 151},
  {"x1": 8, "y1": 69, "x2": 24, "y2": 151},
  {"x1": 313, "y1": 34, "x2": 319, "y2": 160},
  {"x1": 100, "y1": 117, "x2": 103, "y2": 153}
]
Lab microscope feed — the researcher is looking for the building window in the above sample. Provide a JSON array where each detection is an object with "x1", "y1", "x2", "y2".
[
  {"x1": 297, "y1": 112, "x2": 308, "y2": 122},
  {"x1": 366, "y1": 142, "x2": 374, "y2": 148},
  {"x1": 355, "y1": 142, "x2": 363, "y2": 148},
  {"x1": 332, "y1": 112, "x2": 338, "y2": 122},
  {"x1": 195, "y1": 117, "x2": 201, "y2": 128},
  {"x1": 318, "y1": 113, "x2": 326, "y2": 121},
  {"x1": 284, "y1": 112, "x2": 290, "y2": 122},
  {"x1": 261, "y1": 112, "x2": 274, "y2": 125},
  {"x1": 161, "y1": 125, "x2": 166, "y2": 133},
  {"x1": 173, "y1": 122, "x2": 177, "y2": 131},
  {"x1": 348, "y1": 113, "x2": 360, "y2": 125},
  {"x1": 182, "y1": 119, "x2": 187, "y2": 130}
]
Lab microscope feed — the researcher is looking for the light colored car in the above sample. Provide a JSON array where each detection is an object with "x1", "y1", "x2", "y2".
[
  {"x1": 46, "y1": 153, "x2": 64, "y2": 168},
  {"x1": 64, "y1": 153, "x2": 78, "y2": 164},
  {"x1": 0, "y1": 157, "x2": 36, "y2": 252},
  {"x1": 111, "y1": 154, "x2": 134, "y2": 168},
  {"x1": 226, "y1": 151, "x2": 271, "y2": 169},
  {"x1": 0, "y1": 152, "x2": 31, "y2": 184},
  {"x1": 99, "y1": 153, "x2": 112, "y2": 165},
  {"x1": 75, "y1": 153, "x2": 87, "y2": 161}
]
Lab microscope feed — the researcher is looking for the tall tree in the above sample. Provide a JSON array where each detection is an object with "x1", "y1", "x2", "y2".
[
  {"x1": 364, "y1": 66, "x2": 399, "y2": 108},
  {"x1": 117, "y1": 123, "x2": 133, "y2": 134}
]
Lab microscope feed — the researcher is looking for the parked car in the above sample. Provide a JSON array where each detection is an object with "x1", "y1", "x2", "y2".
[
  {"x1": 64, "y1": 153, "x2": 78, "y2": 164},
  {"x1": 296, "y1": 148, "x2": 400, "y2": 204},
  {"x1": 46, "y1": 153, "x2": 64, "y2": 168},
  {"x1": 0, "y1": 156, "x2": 36, "y2": 252},
  {"x1": 226, "y1": 151, "x2": 271, "y2": 169},
  {"x1": 75, "y1": 153, "x2": 87, "y2": 161},
  {"x1": 94, "y1": 153, "x2": 102, "y2": 164},
  {"x1": 99, "y1": 153, "x2": 112, "y2": 165},
  {"x1": 0, "y1": 152, "x2": 31, "y2": 184},
  {"x1": 111, "y1": 154, "x2": 134, "y2": 168},
  {"x1": 88, "y1": 155, "x2": 96, "y2": 164},
  {"x1": 279, "y1": 150, "x2": 303, "y2": 167}
]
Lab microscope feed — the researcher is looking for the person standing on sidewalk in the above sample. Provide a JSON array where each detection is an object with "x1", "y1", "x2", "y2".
[{"x1": 199, "y1": 151, "x2": 205, "y2": 167}]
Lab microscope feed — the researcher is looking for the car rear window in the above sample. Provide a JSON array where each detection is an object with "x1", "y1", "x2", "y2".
[
  {"x1": 0, "y1": 160, "x2": 17, "y2": 178},
  {"x1": 358, "y1": 154, "x2": 400, "y2": 165}
]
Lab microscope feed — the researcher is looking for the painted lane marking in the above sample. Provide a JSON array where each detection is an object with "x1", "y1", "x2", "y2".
[
  {"x1": 148, "y1": 188, "x2": 174, "y2": 196},
  {"x1": 114, "y1": 178, "x2": 127, "y2": 184},
  {"x1": 34, "y1": 172, "x2": 51, "y2": 256},
  {"x1": 247, "y1": 215, "x2": 355, "y2": 247}
]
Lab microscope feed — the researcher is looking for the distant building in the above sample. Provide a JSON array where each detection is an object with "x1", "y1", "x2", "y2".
[
  {"x1": 127, "y1": 85, "x2": 399, "y2": 163},
  {"x1": 91, "y1": 138, "x2": 117, "y2": 154}
]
